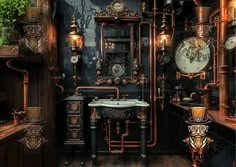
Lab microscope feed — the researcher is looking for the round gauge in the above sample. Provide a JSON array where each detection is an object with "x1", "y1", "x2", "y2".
[
  {"x1": 224, "y1": 35, "x2": 236, "y2": 50},
  {"x1": 175, "y1": 37, "x2": 211, "y2": 73},
  {"x1": 70, "y1": 56, "x2": 79, "y2": 64},
  {"x1": 111, "y1": 64, "x2": 124, "y2": 77},
  {"x1": 111, "y1": 0, "x2": 125, "y2": 13}
]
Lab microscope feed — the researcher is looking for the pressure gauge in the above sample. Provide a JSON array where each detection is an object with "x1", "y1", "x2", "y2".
[
  {"x1": 224, "y1": 35, "x2": 236, "y2": 50},
  {"x1": 175, "y1": 37, "x2": 211, "y2": 73},
  {"x1": 70, "y1": 55, "x2": 79, "y2": 64},
  {"x1": 111, "y1": 64, "x2": 125, "y2": 77}
]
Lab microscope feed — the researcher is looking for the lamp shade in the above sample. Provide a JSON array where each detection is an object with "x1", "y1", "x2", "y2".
[
  {"x1": 68, "y1": 32, "x2": 84, "y2": 51},
  {"x1": 156, "y1": 32, "x2": 171, "y2": 50},
  {"x1": 68, "y1": 15, "x2": 84, "y2": 51}
]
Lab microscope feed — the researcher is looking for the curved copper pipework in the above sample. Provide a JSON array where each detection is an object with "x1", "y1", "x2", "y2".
[
  {"x1": 6, "y1": 60, "x2": 29, "y2": 111},
  {"x1": 209, "y1": 8, "x2": 220, "y2": 25},
  {"x1": 108, "y1": 120, "x2": 129, "y2": 153},
  {"x1": 75, "y1": 86, "x2": 119, "y2": 99},
  {"x1": 192, "y1": 0, "x2": 202, "y2": 6},
  {"x1": 204, "y1": 82, "x2": 219, "y2": 90},
  {"x1": 202, "y1": 82, "x2": 219, "y2": 112},
  {"x1": 53, "y1": 76, "x2": 64, "y2": 94}
]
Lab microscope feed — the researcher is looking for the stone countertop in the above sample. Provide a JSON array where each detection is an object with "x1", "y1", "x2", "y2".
[
  {"x1": 170, "y1": 102, "x2": 236, "y2": 131},
  {"x1": 0, "y1": 122, "x2": 26, "y2": 144}
]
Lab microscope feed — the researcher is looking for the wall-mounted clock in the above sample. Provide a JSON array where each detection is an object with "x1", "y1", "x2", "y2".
[
  {"x1": 175, "y1": 37, "x2": 211, "y2": 73},
  {"x1": 224, "y1": 35, "x2": 236, "y2": 50},
  {"x1": 111, "y1": 0, "x2": 125, "y2": 13},
  {"x1": 111, "y1": 64, "x2": 125, "y2": 77}
]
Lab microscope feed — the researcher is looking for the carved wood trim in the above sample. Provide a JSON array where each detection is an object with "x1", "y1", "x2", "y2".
[
  {"x1": 0, "y1": 45, "x2": 19, "y2": 58},
  {"x1": 95, "y1": 0, "x2": 140, "y2": 23}
]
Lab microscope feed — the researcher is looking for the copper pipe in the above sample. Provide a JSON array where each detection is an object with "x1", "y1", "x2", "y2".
[
  {"x1": 216, "y1": 16, "x2": 220, "y2": 83},
  {"x1": 75, "y1": 86, "x2": 119, "y2": 99},
  {"x1": 209, "y1": 8, "x2": 220, "y2": 25},
  {"x1": 206, "y1": 39, "x2": 217, "y2": 83},
  {"x1": 138, "y1": 21, "x2": 154, "y2": 143},
  {"x1": 219, "y1": 0, "x2": 229, "y2": 115},
  {"x1": 101, "y1": 23, "x2": 104, "y2": 60},
  {"x1": 192, "y1": 0, "x2": 202, "y2": 6},
  {"x1": 139, "y1": 23, "x2": 142, "y2": 66},
  {"x1": 54, "y1": 78, "x2": 64, "y2": 94},
  {"x1": 149, "y1": 0, "x2": 157, "y2": 148},
  {"x1": 204, "y1": 82, "x2": 219, "y2": 90},
  {"x1": 6, "y1": 60, "x2": 29, "y2": 111},
  {"x1": 108, "y1": 120, "x2": 129, "y2": 153},
  {"x1": 149, "y1": 21, "x2": 154, "y2": 144},
  {"x1": 170, "y1": 9, "x2": 175, "y2": 46},
  {"x1": 203, "y1": 82, "x2": 219, "y2": 108},
  {"x1": 104, "y1": 120, "x2": 155, "y2": 148},
  {"x1": 131, "y1": 25, "x2": 134, "y2": 64}
]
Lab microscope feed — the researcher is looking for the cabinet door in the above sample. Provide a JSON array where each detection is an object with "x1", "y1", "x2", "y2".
[
  {"x1": 66, "y1": 128, "x2": 82, "y2": 140},
  {"x1": 67, "y1": 115, "x2": 82, "y2": 127},
  {"x1": 66, "y1": 101, "x2": 82, "y2": 113}
]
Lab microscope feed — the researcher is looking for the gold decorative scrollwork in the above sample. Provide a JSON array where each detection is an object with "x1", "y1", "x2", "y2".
[{"x1": 96, "y1": 0, "x2": 139, "y2": 17}]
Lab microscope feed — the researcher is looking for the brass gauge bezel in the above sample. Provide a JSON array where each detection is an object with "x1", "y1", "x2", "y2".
[{"x1": 111, "y1": 0, "x2": 125, "y2": 14}]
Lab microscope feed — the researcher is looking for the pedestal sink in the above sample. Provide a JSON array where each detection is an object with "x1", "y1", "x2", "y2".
[
  {"x1": 88, "y1": 99, "x2": 149, "y2": 120},
  {"x1": 88, "y1": 98, "x2": 149, "y2": 167},
  {"x1": 88, "y1": 99, "x2": 149, "y2": 108}
]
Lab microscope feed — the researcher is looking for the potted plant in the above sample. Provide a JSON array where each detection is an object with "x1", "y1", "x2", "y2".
[{"x1": 0, "y1": 0, "x2": 31, "y2": 45}]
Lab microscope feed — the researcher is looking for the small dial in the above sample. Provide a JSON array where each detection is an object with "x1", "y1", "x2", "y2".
[
  {"x1": 70, "y1": 56, "x2": 79, "y2": 64},
  {"x1": 224, "y1": 35, "x2": 236, "y2": 50},
  {"x1": 111, "y1": 64, "x2": 124, "y2": 77}
]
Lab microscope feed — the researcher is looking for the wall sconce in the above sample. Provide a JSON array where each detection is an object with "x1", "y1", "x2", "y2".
[
  {"x1": 156, "y1": 14, "x2": 171, "y2": 51},
  {"x1": 68, "y1": 15, "x2": 84, "y2": 88},
  {"x1": 156, "y1": 13, "x2": 172, "y2": 64},
  {"x1": 68, "y1": 15, "x2": 84, "y2": 52}
]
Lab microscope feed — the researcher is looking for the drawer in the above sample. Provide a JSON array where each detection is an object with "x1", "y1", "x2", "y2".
[
  {"x1": 66, "y1": 101, "x2": 82, "y2": 113},
  {"x1": 66, "y1": 129, "x2": 82, "y2": 140},
  {"x1": 67, "y1": 115, "x2": 82, "y2": 127}
]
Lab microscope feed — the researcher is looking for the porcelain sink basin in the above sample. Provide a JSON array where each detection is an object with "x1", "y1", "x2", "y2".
[
  {"x1": 88, "y1": 99, "x2": 149, "y2": 120},
  {"x1": 88, "y1": 99, "x2": 149, "y2": 108}
]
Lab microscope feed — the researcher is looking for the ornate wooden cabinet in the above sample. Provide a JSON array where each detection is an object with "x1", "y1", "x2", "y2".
[{"x1": 64, "y1": 95, "x2": 86, "y2": 165}]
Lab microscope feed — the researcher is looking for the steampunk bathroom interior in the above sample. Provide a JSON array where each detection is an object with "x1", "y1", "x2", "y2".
[{"x1": 0, "y1": 0, "x2": 235, "y2": 167}]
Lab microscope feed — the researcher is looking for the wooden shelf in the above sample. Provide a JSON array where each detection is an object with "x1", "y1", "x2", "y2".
[
  {"x1": 0, "y1": 45, "x2": 43, "y2": 64},
  {"x1": 0, "y1": 45, "x2": 19, "y2": 58}
]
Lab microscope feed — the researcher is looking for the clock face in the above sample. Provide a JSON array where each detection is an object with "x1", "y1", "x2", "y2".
[
  {"x1": 111, "y1": 0, "x2": 125, "y2": 13},
  {"x1": 111, "y1": 64, "x2": 125, "y2": 77},
  {"x1": 175, "y1": 37, "x2": 211, "y2": 73},
  {"x1": 224, "y1": 35, "x2": 236, "y2": 50}
]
